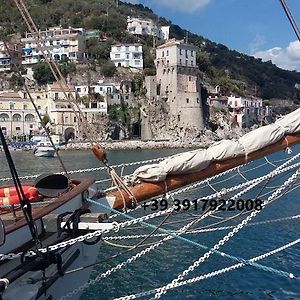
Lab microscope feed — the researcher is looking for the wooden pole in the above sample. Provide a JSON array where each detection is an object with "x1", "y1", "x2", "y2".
[{"x1": 107, "y1": 133, "x2": 300, "y2": 209}]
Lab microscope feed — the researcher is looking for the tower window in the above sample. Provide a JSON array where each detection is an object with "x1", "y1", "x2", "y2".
[{"x1": 186, "y1": 98, "x2": 189, "y2": 103}]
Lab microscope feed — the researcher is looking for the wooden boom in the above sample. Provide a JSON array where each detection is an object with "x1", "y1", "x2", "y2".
[{"x1": 107, "y1": 133, "x2": 300, "y2": 210}]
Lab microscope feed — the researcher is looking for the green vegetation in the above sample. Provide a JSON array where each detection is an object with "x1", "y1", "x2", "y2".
[
  {"x1": 101, "y1": 60, "x2": 117, "y2": 77},
  {"x1": 32, "y1": 62, "x2": 55, "y2": 85},
  {"x1": 41, "y1": 113, "x2": 51, "y2": 127},
  {"x1": 59, "y1": 57, "x2": 76, "y2": 77},
  {"x1": 2, "y1": 0, "x2": 300, "y2": 99},
  {"x1": 9, "y1": 73, "x2": 24, "y2": 89}
]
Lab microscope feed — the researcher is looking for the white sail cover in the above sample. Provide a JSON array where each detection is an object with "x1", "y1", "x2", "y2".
[{"x1": 132, "y1": 107, "x2": 300, "y2": 182}]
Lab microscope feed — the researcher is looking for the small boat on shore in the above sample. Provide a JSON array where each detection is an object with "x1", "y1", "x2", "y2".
[{"x1": 33, "y1": 141, "x2": 55, "y2": 158}]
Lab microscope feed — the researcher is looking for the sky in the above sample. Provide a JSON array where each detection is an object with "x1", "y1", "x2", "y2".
[{"x1": 124, "y1": 0, "x2": 300, "y2": 72}]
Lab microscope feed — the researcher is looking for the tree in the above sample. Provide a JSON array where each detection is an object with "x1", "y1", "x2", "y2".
[
  {"x1": 33, "y1": 62, "x2": 55, "y2": 85},
  {"x1": 86, "y1": 38, "x2": 113, "y2": 62},
  {"x1": 101, "y1": 60, "x2": 116, "y2": 77},
  {"x1": 132, "y1": 73, "x2": 145, "y2": 97},
  {"x1": 59, "y1": 57, "x2": 76, "y2": 77},
  {"x1": 9, "y1": 74, "x2": 24, "y2": 89},
  {"x1": 41, "y1": 113, "x2": 51, "y2": 127}
]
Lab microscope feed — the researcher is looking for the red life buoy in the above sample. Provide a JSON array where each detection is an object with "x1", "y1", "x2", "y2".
[{"x1": 0, "y1": 185, "x2": 39, "y2": 207}]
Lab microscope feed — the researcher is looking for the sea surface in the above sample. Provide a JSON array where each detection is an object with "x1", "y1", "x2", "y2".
[{"x1": 1, "y1": 147, "x2": 300, "y2": 300}]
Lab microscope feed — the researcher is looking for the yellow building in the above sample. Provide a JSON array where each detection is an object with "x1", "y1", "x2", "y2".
[
  {"x1": 46, "y1": 82, "x2": 79, "y2": 141},
  {"x1": 0, "y1": 91, "x2": 38, "y2": 139}
]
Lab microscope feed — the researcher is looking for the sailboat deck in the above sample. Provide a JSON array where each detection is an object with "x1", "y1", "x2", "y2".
[{"x1": 1, "y1": 178, "x2": 94, "y2": 234}]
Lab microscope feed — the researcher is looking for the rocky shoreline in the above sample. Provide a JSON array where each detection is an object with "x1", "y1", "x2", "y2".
[{"x1": 63, "y1": 140, "x2": 213, "y2": 151}]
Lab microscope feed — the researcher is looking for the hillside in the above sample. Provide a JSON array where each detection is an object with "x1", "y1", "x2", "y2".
[{"x1": 1, "y1": 0, "x2": 300, "y2": 100}]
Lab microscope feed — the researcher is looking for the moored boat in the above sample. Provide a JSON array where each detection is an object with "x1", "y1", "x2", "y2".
[{"x1": 33, "y1": 141, "x2": 55, "y2": 158}]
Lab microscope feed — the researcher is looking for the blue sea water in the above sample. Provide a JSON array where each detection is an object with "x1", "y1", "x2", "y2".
[{"x1": 1, "y1": 146, "x2": 300, "y2": 300}]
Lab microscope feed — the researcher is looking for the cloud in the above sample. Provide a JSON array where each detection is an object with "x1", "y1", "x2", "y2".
[
  {"x1": 253, "y1": 40, "x2": 300, "y2": 71},
  {"x1": 249, "y1": 34, "x2": 266, "y2": 54},
  {"x1": 152, "y1": 0, "x2": 211, "y2": 13}
]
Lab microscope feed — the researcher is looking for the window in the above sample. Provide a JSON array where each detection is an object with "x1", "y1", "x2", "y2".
[
  {"x1": 77, "y1": 88, "x2": 81, "y2": 92},
  {"x1": 25, "y1": 114, "x2": 34, "y2": 122},
  {"x1": 49, "y1": 41, "x2": 53, "y2": 46},
  {"x1": 197, "y1": 98, "x2": 199, "y2": 103},
  {"x1": 166, "y1": 50, "x2": 169, "y2": 56},
  {"x1": 185, "y1": 50, "x2": 188, "y2": 58},
  {"x1": 179, "y1": 59, "x2": 182, "y2": 65},
  {"x1": 186, "y1": 98, "x2": 189, "y2": 103},
  {"x1": 177, "y1": 114, "x2": 180, "y2": 121},
  {"x1": 117, "y1": 46, "x2": 121, "y2": 51},
  {"x1": 135, "y1": 60, "x2": 140, "y2": 65},
  {"x1": 115, "y1": 54, "x2": 120, "y2": 58},
  {"x1": 179, "y1": 49, "x2": 182, "y2": 55},
  {"x1": 135, "y1": 46, "x2": 139, "y2": 51},
  {"x1": 191, "y1": 50, "x2": 194, "y2": 57},
  {"x1": 13, "y1": 113, "x2": 21, "y2": 121},
  {"x1": 10, "y1": 102, "x2": 14, "y2": 110},
  {"x1": 55, "y1": 93, "x2": 59, "y2": 100},
  {"x1": 0, "y1": 113, "x2": 9, "y2": 121},
  {"x1": 91, "y1": 102, "x2": 97, "y2": 108},
  {"x1": 191, "y1": 61, "x2": 194, "y2": 66},
  {"x1": 189, "y1": 76, "x2": 192, "y2": 81},
  {"x1": 186, "y1": 60, "x2": 188, "y2": 66},
  {"x1": 166, "y1": 60, "x2": 169, "y2": 66},
  {"x1": 23, "y1": 104, "x2": 28, "y2": 110},
  {"x1": 162, "y1": 51, "x2": 164, "y2": 57},
  {"x1": 16, "y1": 127, "x2": 21, "y2": 131}
]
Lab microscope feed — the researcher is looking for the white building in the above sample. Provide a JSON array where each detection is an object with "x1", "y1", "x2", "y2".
[
  {"x1": 75, "y1": 82, "x2": 116, "y2": 97},
  {"x1": 21, "y1": 26, "x2": 86, "y2": 65},
  {"x1": 127, "y1": 17, "x2": 169, "y2": 40},
  {"x1": 0, "y1": 41, "x2": 22, "y2": 71},
  {"x1": 208, "y1": 95, "x2": 272, "y2": 128},
  {"x1": 110, "y1": 44, "x2": 143, "y2": 69},
  {"x1": 0, "y1": 91, "x2": 38, "y2": 139}
]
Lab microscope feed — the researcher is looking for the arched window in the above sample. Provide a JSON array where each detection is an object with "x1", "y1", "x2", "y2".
[
  {"x1": 25, "y1": 114, "x2": 35, "y2": 122},
  {"x1": 12, "y1": 113, "x2": 21, "y2": 121},
  {"x1": 0, "y1": 113, "x2": 9, "y2": 121}
]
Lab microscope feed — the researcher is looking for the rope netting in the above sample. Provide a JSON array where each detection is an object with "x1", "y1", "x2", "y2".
[{"x1": 1, "y1": 150, "x2": 300, "y2": 299}]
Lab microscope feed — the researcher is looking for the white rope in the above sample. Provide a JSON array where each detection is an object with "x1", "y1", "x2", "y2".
[
  {"x1": 2, "y1": 155, "x2": 300, "y2": 261},
  {"x1": 116, "y1": 238, "x2": 300, "y2": 299},
  {"x1": 103, "y1": 214, "x2": 300, "y2": 241},
  {"x1": 152, "y1": 165, "x2": 300, "y2": 299}
]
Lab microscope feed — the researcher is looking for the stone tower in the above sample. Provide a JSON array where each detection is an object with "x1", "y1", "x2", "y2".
[
  {"x1": 155, "y1": 39, "x2": 204, "y2": 129},
  {"x1": 142, "y1": 39, "x2": 205, "y2": 140}
]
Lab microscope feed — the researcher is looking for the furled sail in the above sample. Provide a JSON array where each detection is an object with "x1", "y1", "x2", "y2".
[{"x1": 131, "y1": 107, "x2": 300, "y2": 182}]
